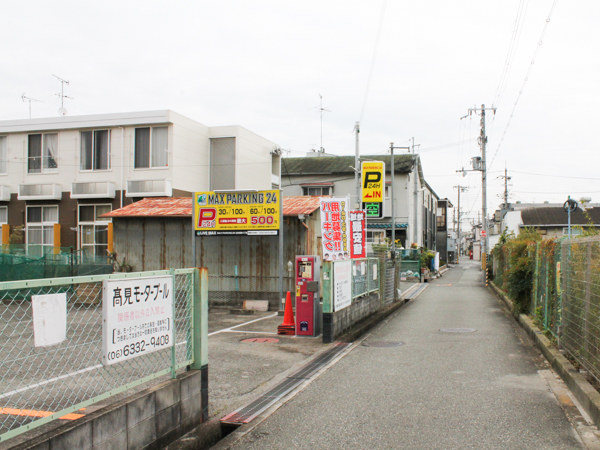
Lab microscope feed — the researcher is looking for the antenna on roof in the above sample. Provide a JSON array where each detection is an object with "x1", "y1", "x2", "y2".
[
  {"x1": 21, "y1": 93, "x2": 43, "y2": 119},
  {"x1": 52, "y1": 74, "x2": 74, "y2": 116},
  {"x1": 315, "y1": 94, "x2": 331, "y2": 153}
]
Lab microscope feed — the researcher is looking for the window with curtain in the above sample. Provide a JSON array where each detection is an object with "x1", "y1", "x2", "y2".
[
  {"x1": 0, "y1": 207, "x2": 7, "y2": 224},
  {"x1": 135, "y1": 126, "x2": 168, "y2": 169},
  {"x1": 0, "y1": 136, "x2": 7, "y2": 174},
  {"x1": 81, "y1": 130, "x2": 110, "y2": 171},
  {"x1": 26, "y1": 205, "x2": 58, "y2": 247},
  {"x1": 28, "y1": 133, "x2": 58, "y2": 173}
]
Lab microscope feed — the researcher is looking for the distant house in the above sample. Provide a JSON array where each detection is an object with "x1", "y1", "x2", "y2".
[
  {"x1": 519, "y1": 206, "x2": 600, "y2": 238},
  {"x1": 282, "y1": 154, "x2": 439, "y2": 251},
  {"x1": 436, "y1": 198, "x2": 454, "y2": 263}
]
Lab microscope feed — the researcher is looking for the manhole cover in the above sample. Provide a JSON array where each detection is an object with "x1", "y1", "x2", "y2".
[
  {"x1": 362, "y1": 341, "x2": 406, "y2": 348},
  {"x1": 440, "y1": 328, "x2": 477, "y2": 333},
  {"x1": 240, "y1": 338, "x2": 280, "y2": 343}
]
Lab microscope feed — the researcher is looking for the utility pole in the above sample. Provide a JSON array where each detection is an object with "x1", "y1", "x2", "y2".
[
  {"x1": 454, "y1": 185, "x2": 467, "y2": 262},
  {"x1": 355, "y1": 122, "x2": 360, "y2": 208},
  {"x1": 499, "y1": 165, "x2": 511, "y2": 208},
  {"x1": 411, "y1": 138, "x2": 420, "y2": 247},
  {"x1": 390, "y1": 143, "x2": 410, "y2": 255},
  {"x1": 467, "y1": 104, "x2": 495, "y2": 282}
]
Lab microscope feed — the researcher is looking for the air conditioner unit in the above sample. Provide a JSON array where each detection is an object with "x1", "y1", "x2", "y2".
[
  {"x1": 71, "y1": 181, "x2": 116, "y2": 199},
  {"x1": 126, "y1": 179, "x2": 172, "y2": 197},
  {"x1": 18, "y1": 183, "x2": 62, "y2": 200}
]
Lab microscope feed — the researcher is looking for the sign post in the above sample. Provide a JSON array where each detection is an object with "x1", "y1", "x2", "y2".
[{"x1": 361, "y1": 161, "x2": 385, "y2": 219}]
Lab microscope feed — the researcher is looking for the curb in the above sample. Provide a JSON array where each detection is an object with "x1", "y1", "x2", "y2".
[{"x1": 489, "y1": 282, "x2": 600, "y2": 429}]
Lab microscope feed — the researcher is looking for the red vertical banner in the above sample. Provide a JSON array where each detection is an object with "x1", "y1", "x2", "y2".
[
  {"x1": 320, "y1": 197, "x2": 350, "y2": 261},
  {"x1": 349, "y1": 210, "x2": 366, "y2": 258}
]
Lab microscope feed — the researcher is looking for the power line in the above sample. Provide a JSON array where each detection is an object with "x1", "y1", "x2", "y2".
[
  {"x1": 488, "y1": 0, "x2": 559, "y2": 172},
  {"x1": 359, "y1": 0, "x2": 387, "y2": 123}
]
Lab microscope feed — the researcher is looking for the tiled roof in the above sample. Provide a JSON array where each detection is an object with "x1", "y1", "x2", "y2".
[
  {"x1": 282, "y1": 154, "x2": 415, "y2": 175},
  {"x1": 366, "y1": 223, "x2": 408, "y2": 229},
  {"x1": 102, "y1": 198, "x2": 192, "y2": 218},
  {"x1": 101, "y1": 196, "x2": 324, "y2": 218},
  {"x1": 520, "y1": 207, "x2": 600, "y2": 226}
]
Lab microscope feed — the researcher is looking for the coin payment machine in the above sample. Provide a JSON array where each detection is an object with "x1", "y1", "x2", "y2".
[{"x1": 295, "y1": 256, "x2": 321, "y2": 337}]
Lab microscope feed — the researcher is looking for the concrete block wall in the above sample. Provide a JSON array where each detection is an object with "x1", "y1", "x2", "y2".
[
  {"x1": 7, "y1": 367, "x2": 208, "y2": 450},
  {"x1": 322, "y1": 292, "x2": 380, "y2": 343}
]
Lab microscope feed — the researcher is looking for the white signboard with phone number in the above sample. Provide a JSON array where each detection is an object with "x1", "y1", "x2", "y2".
[{"x1": 102, "y1": 275, "x2": 174, "y2": 366}]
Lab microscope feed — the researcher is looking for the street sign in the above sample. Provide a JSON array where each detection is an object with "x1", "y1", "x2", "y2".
[
  {"x1": 194, "y1": 190, "x2": 280, "y2": 236},
  {"x1": 481, "y1": 230, "x2": 487, "y2": 237},
  {"x1": 361, "y1": 161, "x2": 385, "y2": 219}
]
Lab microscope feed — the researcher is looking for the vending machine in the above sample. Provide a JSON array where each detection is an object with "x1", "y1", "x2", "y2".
[{"x1": 295, "y1": 256, "x2": 321, "y2": 337}]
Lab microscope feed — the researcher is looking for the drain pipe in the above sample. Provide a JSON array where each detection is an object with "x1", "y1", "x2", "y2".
[{"x1": 119, "y1": 127, "x2": 124, "y2": 208}]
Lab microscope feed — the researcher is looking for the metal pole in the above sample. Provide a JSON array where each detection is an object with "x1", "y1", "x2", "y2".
[
  {"x1": 355, "y1": 122, "x2": 360, "y2": 209},
  {"x1": 390, "y1": 143, "x2": 395, "y2": 256},
  {"x1": 278, "y1": 189, "x2": 284, "y2": 310},
  {"x1": 481, "y1": 104, "x2": 488, "y2": 282},
  {"x1": 192, "y1": 196, "x2": 196, "y2": 268},
  {"x1": 457, "y1": 188, "x2": 461, "y2": 261},
  {"x1": 568, "y1": 196, "x2": 572, "y2": 238}
]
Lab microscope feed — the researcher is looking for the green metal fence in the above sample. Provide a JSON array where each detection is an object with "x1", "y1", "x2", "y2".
[
  {"x1": 560, "y1": 236, "x2": 600, "y2": 381},
  {"x1": 351, "y1": 258, "x2": 379, "y2": 299},
  {"x1": 0, "y1": 268, "x2": 207, "y2": 442},
  {"x1": 0, "y1": 245, "x2": 113, "y2": 282}
]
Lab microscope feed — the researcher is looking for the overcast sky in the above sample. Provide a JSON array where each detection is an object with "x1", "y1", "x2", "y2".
[{"x1": 2, "y1": 1, "x2": 598, "y2": 225}]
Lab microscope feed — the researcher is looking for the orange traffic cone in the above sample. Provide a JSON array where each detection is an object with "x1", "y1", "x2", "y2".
[{"x1": 277, "y1": 291, "x2": 295, "y2": 335}]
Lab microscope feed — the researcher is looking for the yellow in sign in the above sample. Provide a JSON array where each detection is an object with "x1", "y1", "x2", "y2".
[{"x1": 361, "y1": 161, "x2": 385, "y2": 203}]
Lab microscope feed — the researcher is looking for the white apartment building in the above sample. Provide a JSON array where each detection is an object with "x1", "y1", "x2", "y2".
[{"x1": 0, "y1": 110, "x2": 281, "y2": 254}]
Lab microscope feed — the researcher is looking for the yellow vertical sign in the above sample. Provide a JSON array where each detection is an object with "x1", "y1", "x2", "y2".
[{"x1": 361, "y1": 161, "x2": 385, "y2": 218}]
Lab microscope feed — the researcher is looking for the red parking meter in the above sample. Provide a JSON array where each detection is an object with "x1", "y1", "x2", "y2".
[{"x1": 295, "y1": 256, "x2": 321, "y2": 337}]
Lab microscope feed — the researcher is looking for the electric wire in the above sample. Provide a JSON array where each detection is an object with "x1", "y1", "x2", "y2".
[
  {"x1": 359, "y1": 0, "x2": 387, "y2": 123},
  {"x1": 488, "y1": 0, "x2": 559, "y2": 172}
]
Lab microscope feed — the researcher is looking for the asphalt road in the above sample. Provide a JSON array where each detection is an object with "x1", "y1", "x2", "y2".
[{"x1": 227, "y1": 260, "x2": 587, "y2": 449}]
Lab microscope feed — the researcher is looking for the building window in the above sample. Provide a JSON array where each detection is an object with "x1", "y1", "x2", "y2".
[
  {"x1": 210, "y1": 137, "x2": 236, "y2": 190},
  {"x1": 302, "y1": 186, "x2": 331, "y2": 196},
  {"x1": 562, "y1": 227, "x2": 582, "y2": 236},
  {"x1": 28, "y1": 134, "x2": 58, "y2": 174},
  {"x1": 437, "y1": 206, "x2": 446, "y2": 231},
  {"x1": 0, "y1": 136, "x2": 7, "y2": 174},
  {"x1": 26, "y1": 206, "x2": 58, "y2": 246},
  {"x1": 134, "y1": 127, "x2": 168, "y2": 168},
  {"x1": 0, "y1": 206, "x2": 7, "y2": 224},
  {"x1": 81, "y1": 130, "x2": 111, "y2": 170},
  {"x1": 79, "y1": 204, "x2": 111, "y2": 257},
  {"x1": 385, "y1": 186, "x2": 390, "y2": 198},
  {"x1": 366, "y1": 230, "x2": 385, "y2": 244}
]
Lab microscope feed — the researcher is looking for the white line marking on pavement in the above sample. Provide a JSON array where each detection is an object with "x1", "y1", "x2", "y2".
[
  {"x1": 208, "y1": 312, "x2": 278, "y2": 337},
  {"x1": 1, "y1": 313, "x2": 279, "y2": 400},
  {"x1": 220, "y1": 330, "x2": 279, "y2": 335}
]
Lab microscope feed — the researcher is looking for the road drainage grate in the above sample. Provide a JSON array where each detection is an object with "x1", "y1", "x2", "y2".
[
  {"x1": 440, "y1": 328, "x2": 477, "y2": 333},
  {"x1": 362, "y1": 341, "x2": 406, "y2": 348},
  {"x1": 221, "y1": 342, "x2": 350, "y2": 426}
]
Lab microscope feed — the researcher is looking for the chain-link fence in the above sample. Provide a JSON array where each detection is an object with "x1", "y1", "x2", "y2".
[
  {"x1": 530, "y1": 240, "x2": 562, "y2": 337},
  {"x1": 560, "y1": 236, "x2": 600, "y2": 381},
  {"x1": 0, "y1": 268, "x2": 201, "y2": 442},
  {"x1": 0, "y1": 245, "x2": 113, "y2": 282},
  {"x1": 351, "y1": 258, "x2": 379, "y2": 299}
]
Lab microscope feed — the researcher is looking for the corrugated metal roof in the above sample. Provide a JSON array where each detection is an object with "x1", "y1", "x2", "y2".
[
  {"x1": 283, "y1": 196, "x2": 323, "y2": 216},
  {"x1": 282, "y1": 154, "x2": 415, "y2": 175},
  {"x1": 102, "y1": 195, "x2": 324, "y2": 218},
  {"x1": 102, "y1": 198, "x2": 192, "y2": 218}
]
